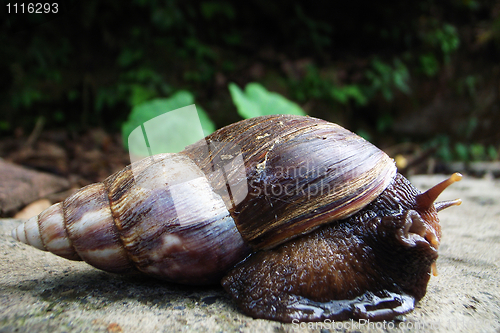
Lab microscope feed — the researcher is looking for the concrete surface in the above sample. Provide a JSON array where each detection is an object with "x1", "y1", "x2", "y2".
[{"x1": 1, "y1": 175, "x2": 499, "y2": 333}]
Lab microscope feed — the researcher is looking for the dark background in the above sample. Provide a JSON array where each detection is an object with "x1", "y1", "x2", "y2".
[{"x1": 1, "y1": 0, "x2": 499, "y2": 181}]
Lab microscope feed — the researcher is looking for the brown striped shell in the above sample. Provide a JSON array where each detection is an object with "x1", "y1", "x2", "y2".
[
  {"x1": 12, "y1": 114, "x2": 396, "y2": 284},
  {"x1": 181, "y1": 115, "x2": 397, "y2": 250}
]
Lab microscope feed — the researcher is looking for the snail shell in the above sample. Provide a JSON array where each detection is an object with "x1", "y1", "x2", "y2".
[{"x1": 11, "y1": 114, "x2": 461, "y2": 322}]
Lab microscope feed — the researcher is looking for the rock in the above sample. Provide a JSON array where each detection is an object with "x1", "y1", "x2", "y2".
[
  {"x1": 0, "y1": 159, "x2": 70, "y2": 216},
  {"x1": 0, "y1": 175, "x2": 499, "y2": 332},
  {"x1": 13, "y1": 199, "x2": 52, "y2": 219}
]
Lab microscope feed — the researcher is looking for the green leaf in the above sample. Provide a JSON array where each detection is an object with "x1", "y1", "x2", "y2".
[
  {"x1": 0, "y1": 121, "x2": 11, "y2": 131},
  {"x1": 470, "y1": 144, "x2": 486, "y2": 161},
  {"x1": 330, "y1": 85, "x2": 368, "y2": 106},
  {"x1": 121, "y1": 91, "x2": 215, "y2": 155},
  {"x1": 129, "y1": 84, "x2": 157, "y2": 106},
  {"x1": 433, "y1": 135, "x2": 452, "y2": 162},
  {"x1": 356, "y1": 129, "x2": 372, "y2": 142},
  {"x1": 196, "y1": 106, "x2": 216, "y2": 136},
  {"x1": 228, "y1": 82, "x2": 306, "y2": 119},
  {"x1": 455, "y1": 143, "x2": 469, "y2": 161},
  {"x1": 117, "y1": 48, "x2": 144, "y2": 68},
  {"x1": 420, "y1": 53, "x2": 440, "y2": 77},
  {"x1": 487, "y1": 145, "x2": 498, "y2": 160}
]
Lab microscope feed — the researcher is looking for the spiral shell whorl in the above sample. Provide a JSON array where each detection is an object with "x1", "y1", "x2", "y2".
[
  {"x1": 64, "y1": 183, "x2": 135, "y2": 272},
  {"x1": 12, "y1": 203, "x2": 80, "y2": 260},
  {"x1": 12, "y1": 213, "x2": 48, "y2": 254},
  {"x1": 13, "y1": 153, "x2": 250, "y2": 284},
  {"x1": 12, "y1": 183, "x2": 136, "y2": 272},
  {"x1": 102, "y1": 153, "x2": 250, "y2": 284}
]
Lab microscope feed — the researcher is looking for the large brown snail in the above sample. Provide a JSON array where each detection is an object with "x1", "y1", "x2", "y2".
[{"x1": 12, "y1": 114, "x2": 462, "y2": 323}]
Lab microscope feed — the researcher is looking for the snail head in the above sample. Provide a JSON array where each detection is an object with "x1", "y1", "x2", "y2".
[
  {"x1": 407, "y1": 172, "x2": 462, "y2": 277},
  {"x1": 414, "y1": 172, "x2": 462, "y2": 249}
]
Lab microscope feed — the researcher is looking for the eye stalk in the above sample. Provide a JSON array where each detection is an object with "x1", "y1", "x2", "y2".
[
  {"x1": 416, "y1": 173, "x2": 463, "y2": 212},
  {"x1": 435, "y1": 198, "x2": 462, "y2": 212},
  {"x1": 413, "y1": 173, "x2": 462, "y2": 277}
]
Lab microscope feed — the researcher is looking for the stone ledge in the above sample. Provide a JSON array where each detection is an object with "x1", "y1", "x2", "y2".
[{"x1": 1, "y1": 175, "x2": 499, "y2": 332}]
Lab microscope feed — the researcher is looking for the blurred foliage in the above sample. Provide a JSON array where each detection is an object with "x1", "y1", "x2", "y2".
[
  {"x1": 432, "y1": 135, "x2": 499, "y2": 162},
  {"x1": 288, "y1": 64, "x2": 369, "y2": 106},
  {"x1": 366, "y1": 58, "x2": 411, "y2": 101},
  {"x1": 121, "y1": 90, "x2": 215, "y2": 152},
  {"x1": 122, "y1": 83, "x2": 305, "y2": 154},
  {"x1": 1, "y1": 0, "x2": 499, "y2": 163},
  {"x1": 287, "y1": 57, "x2": 411, "y2": 109},
  {"x1": 229, "y1": 82, "x2": 306, "y2": 118}
]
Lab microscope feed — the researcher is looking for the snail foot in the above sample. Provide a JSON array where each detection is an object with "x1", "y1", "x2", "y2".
[{"x1": 287, "y1": 290, "x2": 415, "y2": 322}]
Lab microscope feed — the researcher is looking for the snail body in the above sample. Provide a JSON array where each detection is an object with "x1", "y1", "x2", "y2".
[{"x1": 12, "y1": 114, "x2": 461, "y2": 322}]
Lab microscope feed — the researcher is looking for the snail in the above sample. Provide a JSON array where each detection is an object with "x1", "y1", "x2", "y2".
[{"x1": 11, "y1": 114, "x2": 462, "y2": 323}]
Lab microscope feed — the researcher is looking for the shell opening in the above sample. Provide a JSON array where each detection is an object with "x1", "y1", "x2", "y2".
[{"x1": 416, "y1": 173, "x2": 462, "y2": 211}]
